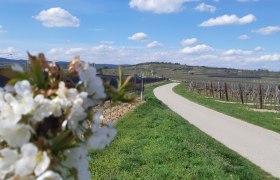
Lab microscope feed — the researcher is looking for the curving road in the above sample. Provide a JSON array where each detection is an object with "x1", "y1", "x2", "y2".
[{"x1": 154, "y1": 83, "x2": 280, "y2": 178}]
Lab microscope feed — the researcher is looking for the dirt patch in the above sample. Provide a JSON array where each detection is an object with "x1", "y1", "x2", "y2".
[
  {"x1": 214, "y1": 100, "x2": 256, "y2": 106},
  {"x1": 214, "y1": 100, "x2": 237, "y2": 104},
  {"x1": 250, "y1": 108, "x2": 279, "y2": 113}
]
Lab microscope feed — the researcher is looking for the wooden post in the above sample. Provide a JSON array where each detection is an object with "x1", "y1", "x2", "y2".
[
  {"x1": 259, "y1": 84, "x2": 263, "y2": 109},
  {"x1": 140, "y1": 77, "x2": 144, "y2": 101},
  {"x1": 204, "y1": 82, "x2": 207, "y2": 96},
  {"x1": 210, "y1": 81, "x2": 214, "y2": 98},
  {"x1": 224, "y1": 82, "x2": 229, "y2": 101},
  {"x1": 218, "y1": 82, "x2": 222, "y2": 99},
  {"x1": 239, "y1": 83, "x2": 244, "y2": 104}
]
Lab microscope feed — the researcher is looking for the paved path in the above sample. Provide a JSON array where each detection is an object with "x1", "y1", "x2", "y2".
[{"x1": 154, "y1": 83, "x2": 280, "y2": 178}]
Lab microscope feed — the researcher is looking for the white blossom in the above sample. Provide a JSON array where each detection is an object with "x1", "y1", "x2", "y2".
[
  {"x1": 34, "y1": 151, "x2": 51, "y2": 176},
  {"x1": 11, "y1": 63, "x2": 24, "y2": 72},
  {"x1": 87, "y1": 125, "x2": 117, "y2": 150},
  {"x1": 37, "y1": 170, "x2": 63, "y2": 180},
  {"x1": 0, "y1": 123, "x2": 32, "y2": 147},
  {"x1": 63, "y1": 146, "x2": 90, "y2": 180},
  {"x1": 0, "y1": 58, "x2": 118, "y2": 179},
  {"x1": 76, "y1": 61, "x2": 106, "y2": 100},
  {"x1": 93, "y1": 109, "x2": 104, "y2": 125},
  {"x1": 14, "y1": 80, "x2": 33, "y2": 97},
  {"x1": 15, "y1": 143, "x2": 50, "y2": 177},
  {"x1": 15, "y1": 143, "x2": 38, "y2": 176},
  {"x1": 0, "y1": 148, "x2": 19, "y2": 178},
  {"x1": 0, "y1": 81, "x2": 34, "y2": 124},
  {"x1": 65, "y1": 99, "x2": 87, "y2": 131},
  {"x1": 31, "y1": 95, "x2": 55, "y2": 122}
]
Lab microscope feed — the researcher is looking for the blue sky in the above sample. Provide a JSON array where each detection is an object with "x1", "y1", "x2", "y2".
[{"x1": 0, "y1": 0, "x2": 280, "y2": 70}]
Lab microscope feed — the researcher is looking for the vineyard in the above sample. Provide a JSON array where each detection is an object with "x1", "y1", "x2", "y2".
[{"x1": 187, "y1": 79, "x2": 280, "y2": 111}]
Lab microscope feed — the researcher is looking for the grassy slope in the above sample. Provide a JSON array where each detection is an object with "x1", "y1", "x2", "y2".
[
  {"x1": 174, "y1": 83, "x2": 280, "y2": 134},
  {"x1": 89, "y1": 83, "x2": 274, "y2": 179}
]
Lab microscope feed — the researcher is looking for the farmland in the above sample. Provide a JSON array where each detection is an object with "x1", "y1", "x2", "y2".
[
  {"x1": 174, "y1": 83, "x2": 280, "y2": 133},
  {"x1": 101, "y1": 62, "x2": 280, "y2": 84}
]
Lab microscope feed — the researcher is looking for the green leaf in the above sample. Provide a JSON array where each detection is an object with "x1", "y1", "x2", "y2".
[
  {"x1": 50, "y1": 130, "x2": 75, "y2": 155},
  {"x1": 0, "y1": 69, "x2": 29, "y2": 80},
  {"x1": 28, "y1": 53, "x2": 48, "y2": 89}
]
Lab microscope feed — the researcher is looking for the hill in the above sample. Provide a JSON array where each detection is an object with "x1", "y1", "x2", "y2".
[
  {"x1": 102, "y1": 62, "x2": 280, "y2": 83},
  {"x1": 0, "y1": 57, "x2": 127, "y2": 69}
]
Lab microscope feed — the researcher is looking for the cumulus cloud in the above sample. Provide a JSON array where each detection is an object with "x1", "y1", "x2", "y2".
[
  {"x1": 0, "y1": 47, "x2": 25, "y2": 59},
  {"x1": 237, "y1": 34, "x2": 249, "y2": 40},
  {"x1": 195, "y1": 3, "x2": 216, "y2": 13},
  {"x1": 100, "y1": 41, "x2": 114, "y2": 45},
  {"x1": 34, "y1": 7, "x2": 80, "y2": 27},
  {"x1": 181, "y1": 44, "x2": 213, "y2": 54},
  {"x1": 223, "y1": 49, "x2": 253, "y2": 56},
  {"x1": 41, "y1": 45, "x2": 280, "y2": 71},
  {"x1": 181, "y1": 38, "x2": 198, "y2": 46},
  {"x1": 128, "y1": 32, "x2": 148, "y2": 41},
  {"x1": 199, "y1": 14, "x2": 256, "y2": 27},
  {"x1": 253, "y1": 26, "x2": 280, "y2": 35},
  {"x1": 147, "y1": 41, "x2": 163, "y2": 48},
  {"x1": 129, "y1": 0, "x2": 196, "y2": 14},
  {"x1": 246, "y1": 54, "x2": 280, "y2": 62},
  {"x1": 0, "y1": 47, "x2": 17, "y2": 55},
  {"x1": 255, "y1": 46, "x2": 264, "y2": 52}
]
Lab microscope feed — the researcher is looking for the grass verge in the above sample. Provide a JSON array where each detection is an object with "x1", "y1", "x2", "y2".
[
  {"x1": 89, "y1": 82, "x2": 274, "y2": 179},
  {"x1": 174, "y1": 83, "x2": 280, "y2": 134}
]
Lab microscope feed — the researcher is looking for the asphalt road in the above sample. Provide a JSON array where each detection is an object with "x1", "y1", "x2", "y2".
[{"x1": 154, "y1": 83, "x2": 280, "y2": 178}]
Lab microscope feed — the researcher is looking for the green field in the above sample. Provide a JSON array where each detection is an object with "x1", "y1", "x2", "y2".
[
  {"x1": 174, "y1": 83, "x2": 280, "y2": 134},
  {"x1": 89, "y1": 83, "x2": 274, "y2": 179}
]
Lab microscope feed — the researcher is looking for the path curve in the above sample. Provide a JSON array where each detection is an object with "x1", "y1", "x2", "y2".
[{"x1": 154, "y1": 83, "x2": 280, "y2": 178}]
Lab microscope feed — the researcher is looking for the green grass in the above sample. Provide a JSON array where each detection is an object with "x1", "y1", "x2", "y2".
[
  {"x1": 174, "y1": 83, "x2": 280, "y2": 134},
  {"x1": 89, "y1": 83, "x2": 274, "y2": 179}
]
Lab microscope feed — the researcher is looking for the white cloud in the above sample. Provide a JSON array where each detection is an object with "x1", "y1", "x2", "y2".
[
  {"x1": 0, "y1": 47, "x2": 17, "y2": 55},
  {"x1": 129, "y1": 0, "x2": 197, "y2": 14},
  {"x1": 253, "y1": 26, "x2": 280, "y2": 35},
  {"x1": 34, "y1": 7, "x2": 80, "y2": 27},
  {"x1": 0, "y1": 47, "x2": 25, "y2": 59},
  {"x1": 195, "y1": 3, "x2": 216, "y2": 13},
  {"x1": 246, "y1": 54, "x2": 280, "y2": 62},
  {"x1": 237, "y1": 34, "x2": 249, "y2": 40},
  {"x1": 100, "y1": 41, "x2": 114, "y2": 45},
  {"x1": 128, "y1": 32, "x2": 148, "y2": 41},
  {"x1": 3, "y1": 44, "x2": 279, "y2": 71},
  {"x1": 147, "y1": 41, "x2": 163, "y2": 48},
  {"x1": 255, "y1": 46, "x2": 264, "y2": 52},
  {"x1": 181, "y1": 38, "x2": 198, "y2": 46},
  {"x1": 223, "y1": 49, "x2": 253, "y2": 56},
  {"x1": 91, "y1": 45, "x2": 114, "y2": 51},
  {"x1": 199, "y1": 14, "x2": 256, "y2": 27},
  {"x1": 181, "y1": 44, "x2": 213, "y2": 54}
]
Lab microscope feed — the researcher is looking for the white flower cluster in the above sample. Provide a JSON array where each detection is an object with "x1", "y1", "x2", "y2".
[{"x1": 0, "y1": 61, "x2": 116, "y2": 180}]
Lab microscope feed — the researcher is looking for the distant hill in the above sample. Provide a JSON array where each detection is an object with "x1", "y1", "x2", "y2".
[
  {"x1": 102, "y1": 62, "x2": 280, "y2": 84},
  {"x1": 0, "y1": 57, "x2": 128, "y2": 69},
  {"x1": 0, "y1": 57, "x2": 27, "y2": 63}
]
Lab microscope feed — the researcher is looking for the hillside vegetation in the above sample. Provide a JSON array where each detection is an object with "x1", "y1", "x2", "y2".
[{"x1": 101, "y1": 62, "x2": 280, "y2": 83}]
